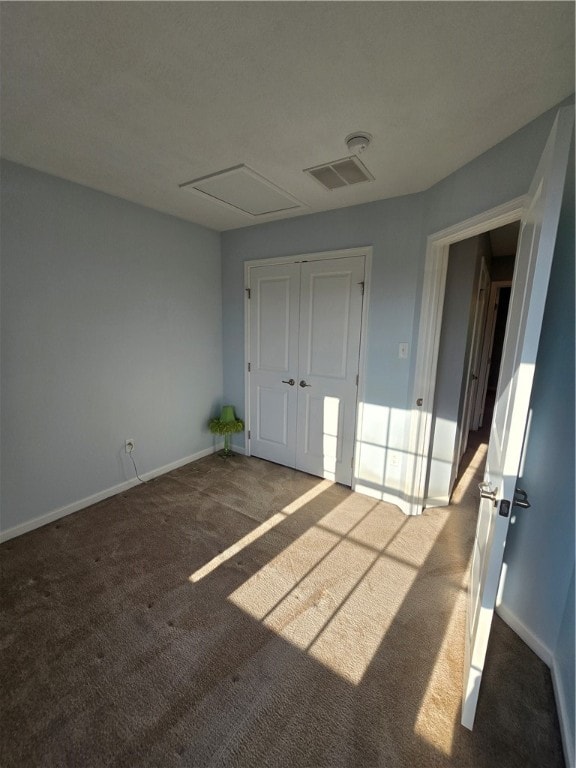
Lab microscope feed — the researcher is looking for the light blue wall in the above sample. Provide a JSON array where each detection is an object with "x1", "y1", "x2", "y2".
[
  {"x1": 1, "y1": 160, "x2": 223, "y2": 533},
  {"x1": 222, "y1": 100, "x2": 570, "y2": 508},
  {"x1": 499, "y1": 132, "x2": 575, "y2": 751},
  {"x1": 222, "y1": 193, "x2": 424, "y2": 409},
  {"x1": 222, "y1": 195, "x2": 426, "y2": 504}
]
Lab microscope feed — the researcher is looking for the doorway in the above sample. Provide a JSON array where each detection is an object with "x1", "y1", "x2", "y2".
[
  {"x1": 436, "y1": 222, "x2": 519, "y2": 504},
  {"x1": 244, "y1": 249, "x2": 370, "y2": 486},
  {"x1": 425, "y1": 221, "x2": 519, "y2": 506}
]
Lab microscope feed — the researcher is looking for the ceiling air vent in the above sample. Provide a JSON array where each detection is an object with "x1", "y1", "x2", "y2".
[{"x1": 304, "y1": 155, "x2": 374, "y2": 191}]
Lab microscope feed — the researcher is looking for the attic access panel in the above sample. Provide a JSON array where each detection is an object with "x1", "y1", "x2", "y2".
[{"x1": 180, "y1": 165, "x2": 303, "y2": 217}]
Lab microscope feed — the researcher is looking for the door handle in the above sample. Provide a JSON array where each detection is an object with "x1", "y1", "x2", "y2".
[
  {"x1": 281, "y1": 378, "x2": 295, "y2": 386},
  {"x1": 478, "y1": 482, "x2": 498, "y2": 502},
  {"x1": 299, "y1": 380, "x2": 312, "y2": 388}
]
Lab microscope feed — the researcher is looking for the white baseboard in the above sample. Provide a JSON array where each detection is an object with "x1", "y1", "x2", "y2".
[
  {"x1": 496, "y1": 604, "x2": 576, "y2": 765},
  {"x1": 0, "y1": 444, "x2": 221, "y2": 543},
  {"x1": 551, "y1": 656, "x2": 575, "y2": 768},
  {"x1": 495, "y1": 603, "x2": 553, "y2": 667},
  {"x1": 424, "y1": 495, "x2": 450, "y2": 509},
  {"x1": 352, "y1": 482, "x2": 413, "y2": 516}
]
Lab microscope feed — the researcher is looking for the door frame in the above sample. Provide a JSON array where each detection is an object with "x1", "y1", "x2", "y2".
[
  {"x1": 243, "y1": 246, "x2": 373, "y2": 490},
  {"x1": 405, "y1": 198, "x2": 527, "y2": 515}
]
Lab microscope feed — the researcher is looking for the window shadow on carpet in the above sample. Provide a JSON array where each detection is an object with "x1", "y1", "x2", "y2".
[{"x1": 0, "y1": 453, "x2": 564, "y2": 768}]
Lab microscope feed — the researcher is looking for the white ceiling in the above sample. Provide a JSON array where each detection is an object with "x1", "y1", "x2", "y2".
[{"x1": 1, "y1": 2, "x2": 574, "y2": 232}]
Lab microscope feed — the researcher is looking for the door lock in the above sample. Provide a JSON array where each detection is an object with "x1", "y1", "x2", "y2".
[
  {"x1": 299, "y1": 380, "x2": 312, "y2": 388},
  {"x1": 281, "y1": 378, "x2": 295, "y2": 386}
]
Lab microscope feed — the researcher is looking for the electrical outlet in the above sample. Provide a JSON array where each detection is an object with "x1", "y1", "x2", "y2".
[{"x1": 125, "y1": 439, "x2": 135, "y2": 453}]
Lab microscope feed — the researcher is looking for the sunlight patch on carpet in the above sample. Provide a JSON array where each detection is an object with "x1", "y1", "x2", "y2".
[
  {"x1": 413, "y1": 568, "x2": 468, "y2": 756},
  {"x1": 450, "y1": 441, "x2": 488, "y2": 504},
  {"x1": 228, "y1": 497, "x2": 450, "y2": 684},
  {"x1": 189, "y1": 479, "x2": 333, "y2": 583}
]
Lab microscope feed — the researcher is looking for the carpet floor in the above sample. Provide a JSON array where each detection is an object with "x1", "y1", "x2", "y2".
[{"x1": 0, "y1": 437, "x2": 564, "y2": 767}]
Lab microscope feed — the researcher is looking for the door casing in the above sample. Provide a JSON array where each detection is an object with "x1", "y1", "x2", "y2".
[
  {"x1": 406, "y1": 198, "x2": 527, "y2": 515},
  {"x1": 244, "y1": 246, "x2": 372, "y2": 492}
]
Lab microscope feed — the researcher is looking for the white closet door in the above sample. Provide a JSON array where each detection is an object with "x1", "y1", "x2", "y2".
[
  {"x1": 295, "y1": 257, "x2": 365, "y2": 485},
  {"x1": 249, "y1": 263, "x2": 300, "y2": 467}
]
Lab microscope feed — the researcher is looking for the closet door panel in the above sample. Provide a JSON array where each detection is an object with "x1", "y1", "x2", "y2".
[
  {"x1": 248, "y1": 264, "x2": 300, "y2": 467},
  {"x1": 296, "y1": 257, "x2": 364, "y2": 484}
]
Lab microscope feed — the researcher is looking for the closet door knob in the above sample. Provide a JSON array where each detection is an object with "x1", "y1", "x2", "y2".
[
  {"x1": 281, "y1": 379, "x2": 295, "y2": 386},
  {"x1": 299, "y1": 380, "x2": 312, "y2": 388}
]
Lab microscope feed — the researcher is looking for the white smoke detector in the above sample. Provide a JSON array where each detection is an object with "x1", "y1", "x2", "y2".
[{"x1": 345, "y1": 132, "x2": 372, "y2": 154}]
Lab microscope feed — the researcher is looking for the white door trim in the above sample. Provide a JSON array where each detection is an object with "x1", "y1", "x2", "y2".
[
  {"x1": 244, "y1": 246, "x2": 373, "y2": 492},
  {"x1": 405, "y1": 197, "x2": 527, "y2": 515}
]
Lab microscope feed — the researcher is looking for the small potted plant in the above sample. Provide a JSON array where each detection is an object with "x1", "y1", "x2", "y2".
[{"x1": 209, "y1": 405, "x2": 244, "y2": 457}]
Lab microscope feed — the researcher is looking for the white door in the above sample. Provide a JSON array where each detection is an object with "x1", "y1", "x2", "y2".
[
  {"x1": 461, "y1": 108, "x2": 573, "y2": 730},
  {"x1": 249, "y1": 262, "x2": 300, "y2": 467},
  {"x1": 296, "y1": 257, "x2": 365, "y2": 484},
  {"x1": 248, "y1": 255, "x2": 365, "y2": 486}
]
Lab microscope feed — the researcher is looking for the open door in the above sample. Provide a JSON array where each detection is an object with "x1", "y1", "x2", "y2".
[{"x1": 461, "y1": 107, "x2": 574, "y2": 729}]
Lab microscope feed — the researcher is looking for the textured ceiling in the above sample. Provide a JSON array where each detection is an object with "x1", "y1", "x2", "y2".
[{"x1": 1, "y1": 2, "x2": 574, "y2": 232}]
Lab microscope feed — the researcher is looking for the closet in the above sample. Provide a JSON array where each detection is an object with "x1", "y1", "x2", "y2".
[{"x1": 247, "y1": 254, "x2": 365, "y2": 485}]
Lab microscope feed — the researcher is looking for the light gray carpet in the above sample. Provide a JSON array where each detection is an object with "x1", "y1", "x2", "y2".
[{"x1": 0, "y1": 441, "x2": 564, "y2": 767}]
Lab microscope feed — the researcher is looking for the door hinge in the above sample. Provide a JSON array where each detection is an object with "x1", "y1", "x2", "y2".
[
  {"x1": 358, "y1": 281, "x2": 365, "y2": 295},
  {"x1": 356, "y1": 374, "x2": 359, "y2": 386},
  {"x1": 248, "y1": 362, "x2": 251, "y2": 372},
  {"x1": 248, "y1": 430, "x2": 251, "y2": 440},
  {"x1": 245, "y1": 288, "x2": 251, "y2": 299}
]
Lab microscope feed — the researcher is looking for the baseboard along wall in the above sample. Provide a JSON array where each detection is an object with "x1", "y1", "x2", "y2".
[
  {"x1": 0, "y1": 444, "x2": 224, "y2": 543},
  {"x1": 496, "y1": 603, "x2": 553, "y2": 667},
  {"x1": 496, "y1": 603, "x2": 574, "y2": 767},
  {"x1": 551, "y1": 657, "x2": 575, "y2": 768}
]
